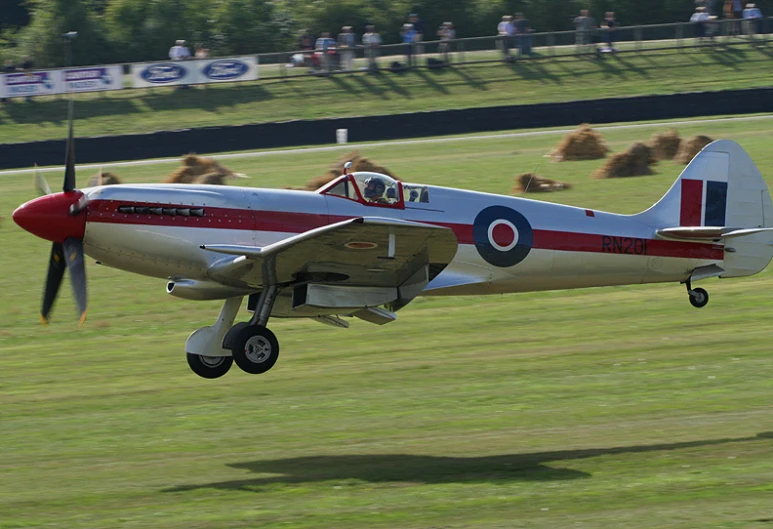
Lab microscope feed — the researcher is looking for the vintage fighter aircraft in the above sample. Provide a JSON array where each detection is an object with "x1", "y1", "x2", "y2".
[{"x1": 12, "y1": 118, "x2": 773, "y2": 379}]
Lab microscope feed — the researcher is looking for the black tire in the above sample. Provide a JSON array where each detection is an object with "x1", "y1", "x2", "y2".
[
  {"x1": 231, "y1": 326, "x2": 280, "y2": 374},
  {"x1": 186, "y1": 353, "x2": 233, "y2": 379},
  {"x1": 689, "y1": 287, "x2": 709, "y2": 308}
]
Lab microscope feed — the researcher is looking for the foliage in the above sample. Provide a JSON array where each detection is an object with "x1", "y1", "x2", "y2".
[
  {"x1": 212, "y1": 0, "x2": 296, "y2": 54},
  {"x1": 16, "y1": 0, "x2": 110, "y2": 67},
  {"x1": 103, "y1": 0, "x2": 214, "y2": 63}
]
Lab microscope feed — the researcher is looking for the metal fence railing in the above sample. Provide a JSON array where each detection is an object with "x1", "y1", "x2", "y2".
[
  {"x1": 2, "y1": 17, "x2": 771, "y2": 99},
  {"x1": 252, "y1": 18, "x2": 773, "y2": 80}
]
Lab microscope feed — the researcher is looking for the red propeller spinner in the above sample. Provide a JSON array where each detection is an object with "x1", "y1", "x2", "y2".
[{"x1": 13, "y1": 191, "x2": 86, "y2": 243}]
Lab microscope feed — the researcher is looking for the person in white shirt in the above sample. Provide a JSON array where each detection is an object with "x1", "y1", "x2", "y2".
[
  {"x1": 337, "y1": 26, "x2": 356, "y2": 72},
  {"x1": 362, "y1": 25, "x2": 382, "y2": 73},
  {"x1": 169, "y1": 40, "x2": 191, "y2": 61},
  {"x1": 690, "y1": 7, "x2": 711, "y2": 40},
  {"x1": 742, "y1": 3, "x2": 763, "y2": 35},
  {"x1": 497, "y1": 15, "x2": 514, "y2": 57}
]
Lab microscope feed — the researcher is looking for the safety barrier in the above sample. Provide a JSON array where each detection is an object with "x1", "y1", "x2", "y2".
[{"x1": 1, "y1": 18, "x2": 771, "y2": 97}]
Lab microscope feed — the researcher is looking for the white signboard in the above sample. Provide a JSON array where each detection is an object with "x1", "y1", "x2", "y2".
[
  {"x1": 131, "y1": 62, "x2": 197, "y2": 88},
  {"x1": 198, "y1": 56, "x2": 259, "y2": 83},
  {"x1": 1, "y1": 71, "x2": 58, "y2": 98},
  {"x1": 61, "y1": 66, "x2": 123, "y2": 93}
]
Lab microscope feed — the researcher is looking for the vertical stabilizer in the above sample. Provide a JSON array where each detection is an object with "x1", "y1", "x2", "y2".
[{"x1": 636, "y1": 140, "x2": 773, "y2": 277}]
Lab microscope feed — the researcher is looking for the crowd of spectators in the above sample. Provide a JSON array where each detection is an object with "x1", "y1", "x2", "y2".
[
  {"x1": 691, "y1": 1, "x2": 763, "y2": 41},
  {"x1": 162, "y1": 4, "x2": 767, "y2": 76}
]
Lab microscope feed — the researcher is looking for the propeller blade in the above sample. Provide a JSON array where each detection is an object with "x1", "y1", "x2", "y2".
[
  {"x1": 63, "y1": 98, "x2": 76, "y2": 192},
  {"x1": 63, "y1": 237, "x2": 87, "y2": 325},
  {"x1": 34, "y1": 164, "x2": 52, "y2": 196},
  {"x1": 41, "y1": 242, "x2": 66, "y2": 324},
  {"x1": 97, "y1": 167, "x2": 103, "y2": 187}
]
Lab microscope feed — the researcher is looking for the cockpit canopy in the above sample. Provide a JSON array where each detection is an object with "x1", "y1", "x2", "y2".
[{"x1": 319, "y1": 172, "x2": 403, "y2": 207}]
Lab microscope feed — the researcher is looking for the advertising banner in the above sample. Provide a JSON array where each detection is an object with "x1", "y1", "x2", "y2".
[
  {"x1": 131, "y1": 62, "x2": 197, "y2": 88},
  {"x1": 1, "y1": 71, "x2": 58, "y2": 99},
  {"x1": 198, "y1": 56, "x2": 259, "y2": 83},
  {"x1": 61, "y1": 66, "x2": 123, "y2": 93}
]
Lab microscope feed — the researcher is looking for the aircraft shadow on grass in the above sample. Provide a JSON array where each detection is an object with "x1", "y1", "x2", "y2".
[{"x1": 164, "y1": 432, "x2": 772, "y2": 493}]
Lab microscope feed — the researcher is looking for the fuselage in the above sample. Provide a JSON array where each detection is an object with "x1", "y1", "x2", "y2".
[{"x1": 79, "y1": 181, "x2": 722, "y2": 300}]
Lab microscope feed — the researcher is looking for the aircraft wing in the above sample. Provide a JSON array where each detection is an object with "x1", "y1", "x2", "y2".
[{"x1": 201, "y1": 217, "x2": 458, "y2": 289}]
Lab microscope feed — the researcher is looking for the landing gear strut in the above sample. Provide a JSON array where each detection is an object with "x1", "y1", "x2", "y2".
[
  {"x1": 231, "y1": 285, "x2": 280, "y2": 375},
  {"x1": 685, "y1": 280, "x2": 709, "y2": 308}
]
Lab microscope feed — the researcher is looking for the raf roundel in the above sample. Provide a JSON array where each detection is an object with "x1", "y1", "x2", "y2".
[{"x1": 473, "y1": 205, "x2": 533, "y2": 267}]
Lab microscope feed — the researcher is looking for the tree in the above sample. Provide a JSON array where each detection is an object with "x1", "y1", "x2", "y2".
[
  {"x1": 104, "y1": 0, "x2": 215, "y2": 62},
  {"x1": 18, "y1": 0, "x2": 109, "y2": 67},
  {"x1": 212, "y1": 0, "x2": 296, "y2": 55}
]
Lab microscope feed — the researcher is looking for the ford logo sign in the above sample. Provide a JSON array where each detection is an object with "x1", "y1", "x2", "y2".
[
  {"x1": 140, "y1": 64, "x2": 187, "y2": 84},
  {"x1": 202, "y1": 60, "x2": 248, "y2": 80}
]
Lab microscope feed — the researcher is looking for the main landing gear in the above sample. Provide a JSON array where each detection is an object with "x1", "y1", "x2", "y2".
[
  {"x1": 684, "y1": 280, "x2": 709, "y2": 309},
  {"x1": 184, "y1": 286, "x2": 281, "y2": 379}
]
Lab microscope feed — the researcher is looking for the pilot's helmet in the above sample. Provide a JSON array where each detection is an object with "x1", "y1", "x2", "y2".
[{"x1": 364, "y1": 176, "x2": 386, "y2": 199}]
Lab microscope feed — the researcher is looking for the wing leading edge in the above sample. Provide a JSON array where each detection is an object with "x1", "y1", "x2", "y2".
[{"x1": 201, "y1": 217, "x2": 459, "y2": 295}]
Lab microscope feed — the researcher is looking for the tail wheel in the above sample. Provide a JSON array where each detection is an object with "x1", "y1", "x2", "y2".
[
  {"x1": 688, "y1": 287, "x2": 709, "y2": 308},
  {"x1": 186, "y1": 353, "x2": 233, "y2": 379},
  {"x1": 231, "y1": 326, "x2": 280, "y2": 374}
]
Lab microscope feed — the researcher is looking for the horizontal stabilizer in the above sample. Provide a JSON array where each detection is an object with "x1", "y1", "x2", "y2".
[{"x1": 657, "y1": 226, "x2": 773, "y2": 241}]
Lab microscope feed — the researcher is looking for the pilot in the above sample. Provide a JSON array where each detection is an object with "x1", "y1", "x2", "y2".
[{"x1": 363, "y1": 177, "x2": 388, "y2": 203}]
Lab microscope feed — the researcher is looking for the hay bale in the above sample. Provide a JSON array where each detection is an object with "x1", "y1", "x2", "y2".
[
  {"x1": 165, "y1": 154, "x2": 247, "y2": 184},
  {"x1": 593, "y1": 142, "x2": 657, "y2": 179},
  {"x1": 87, "y1": 171, "x2": 123, "y2": 186},
  {"x1": 674, "y1": 135, "x2": 714, "y2": 164},
  {"x1": 512, "y1": 173, "x2": 572, "y2": 193},
  {"x1": 550, "y1": 124, "x2": 609, "y2": 161},
  {"x1": 649, "y1": 129, "x2": 682, "y2": 160},
  {"x1": 301, "y1": 151, "x2": 399, "y2": 191}
]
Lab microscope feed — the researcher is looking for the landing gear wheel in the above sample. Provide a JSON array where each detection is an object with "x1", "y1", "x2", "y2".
[
  {"x1": 232, "y1": 326, "x2": 279, "y2": 374},
  {"x1": 186, "y1": 353, "x2": 233, "y2": 379},
  {"x1": 688, "y1": 287, "x2": 709, "y2": 308}
]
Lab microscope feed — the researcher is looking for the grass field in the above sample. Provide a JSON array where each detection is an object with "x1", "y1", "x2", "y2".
[
  {"x1": 2, "y1": 116, "x2": 773, "y2": 528},
  {"x1": 1, "y1": 43, "x2": 773, "y2": 144}
]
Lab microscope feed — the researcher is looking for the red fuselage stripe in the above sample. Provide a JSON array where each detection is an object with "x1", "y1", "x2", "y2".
[{"x1": 86, "y1": 200, "x2": 724, "y2": 261}]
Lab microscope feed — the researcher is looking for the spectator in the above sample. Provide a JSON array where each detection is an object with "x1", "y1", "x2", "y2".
[
  {"x1": 400, "y1": 23, "x2": 417, "y2": 67},
  {"x1": 362, "y1": 25, "x2": 382, "y2": 73},
  {"x1": 297, "y1": 31, "x2": 315, "y2": 68},
  {"x1": 315, "y1": 32, "x2": 337, "y2": 73},
  {"x1": 601, "y1": 12, "x2": 617, "y2": 52},
  {"x1": 573, "y1": 10, "x2": 597, "y2": 50},
  {"x1": 408, "y1": 13, "x2": 425, "y2": 56},
  {"x1": 194, "y1": 43, "x2": 209, "y2": 59},
  {"x1": 337, "y1": 26, "x2": 356, "y2": 72},
  {"x1": 742, "y1": 3, "x2": 763, "y2": 35},
  {"x1": 691, "y1": 6, "x2": 711, "y2": 41},
  {"x1": 514, "y1": 13, "x2": 533, "y2": 56},
  {"x1": 299, "y1": 31, "x2": 314, "y2": 51},
  {"x1": 169, "y1": 40, "x2": 191, "y2": 61},
  {"x1": 497, "y1": 15, "x2": 514, "y2": 57},
  {"x1": 437, "y1": 22, "x2": 455, "y2": 63},
  {"x1": 723, "y1": 0, "x2": 743, "y2": 34}
]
